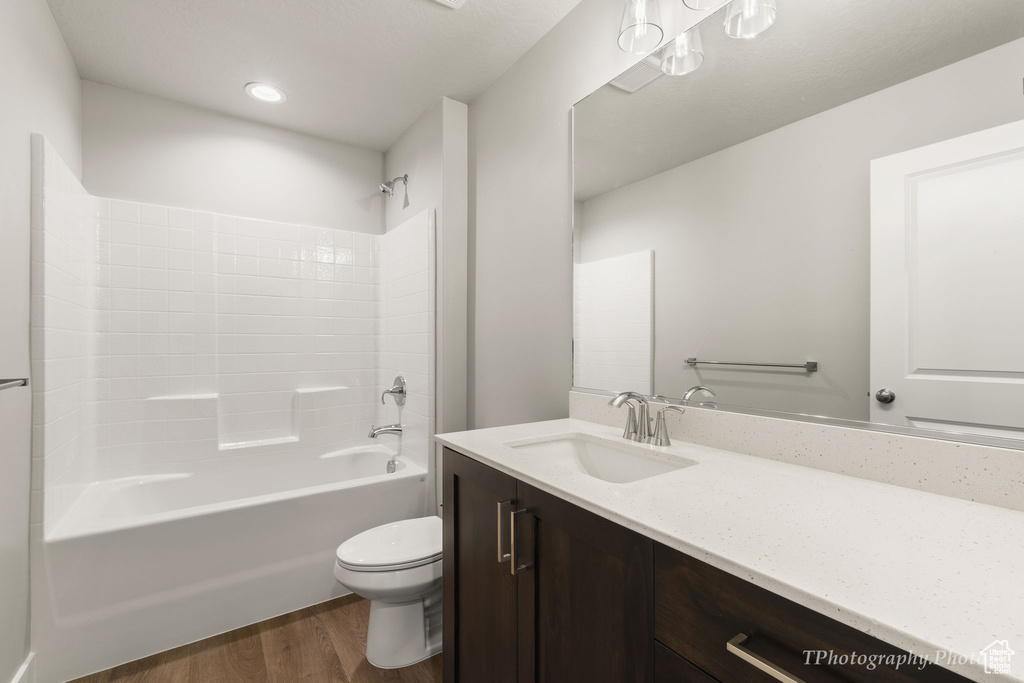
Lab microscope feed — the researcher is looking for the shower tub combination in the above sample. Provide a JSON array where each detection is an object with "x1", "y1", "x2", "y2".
[
  {"x1": 33, "y1": 445, "x2": 430, "y2": 683},
  {"x1": 30, "y1": 139, "x2": 439, "y2": 681}
]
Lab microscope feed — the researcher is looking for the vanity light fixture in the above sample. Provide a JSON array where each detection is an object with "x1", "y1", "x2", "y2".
[
  {"x1": 723, "y1": 0, "x2": 776, "y2": 39},
  {"x1": 244, "y1": 82, "x2": 286, "y2": 103},
  {"x1": 659, "y1": 26, "x2": 704, "y2": 76},
  {"x1": 618, "y1": 0, "x2": 665, "y2": 54}
]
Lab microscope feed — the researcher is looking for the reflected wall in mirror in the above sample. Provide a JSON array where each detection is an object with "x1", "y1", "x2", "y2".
[{"x1": 573, "y1": 0, "x2": 1024, "y2": 444}]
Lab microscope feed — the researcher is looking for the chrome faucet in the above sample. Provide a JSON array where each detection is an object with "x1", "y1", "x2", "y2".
[
  {"x1": 608, "y1": 391, "x2": 652, "y2": 443},
  {"x1": 683, "y1": 385, "x2": 716, "y2": 404},
  {"x1": 368, "y1": 424, "x2": 402, "y2": 438}
]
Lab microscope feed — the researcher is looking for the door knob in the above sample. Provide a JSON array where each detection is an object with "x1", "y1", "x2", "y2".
[{"x1": 875, "y1": 389, "x2": 896, "y2": 404}]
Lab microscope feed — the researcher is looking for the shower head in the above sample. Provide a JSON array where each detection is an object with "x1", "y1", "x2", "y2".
[{"x1": 380, "y1": 174, "x2": 409, "y2": 197}]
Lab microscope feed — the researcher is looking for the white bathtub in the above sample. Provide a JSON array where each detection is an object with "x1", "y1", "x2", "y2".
[{"x1": 32, "y1": 444, "x2": 431, "y2": 683}]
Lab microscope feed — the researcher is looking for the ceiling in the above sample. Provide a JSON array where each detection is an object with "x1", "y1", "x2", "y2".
[
  {"x1": 574, "y1": 0, "x2": 1024, "y2": 201},
  {"x1": 48, "y1": 0, "x2": 581, "y2": 151}
]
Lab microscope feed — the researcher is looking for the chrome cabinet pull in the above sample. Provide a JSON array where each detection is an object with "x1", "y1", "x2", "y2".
[
  {"x1": 497, "y1": 500, "x2": 512, "y2": 563},
  {"x1": 509, "y1": 509, "x2": 532, "y2": 575},
  {"x1": 726, "y1": 634, "x2": 807, "y2": 683}
]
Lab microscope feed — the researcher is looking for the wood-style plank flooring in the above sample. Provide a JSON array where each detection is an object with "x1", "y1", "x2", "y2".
[{"x1": 73, "y1": 595, "x2": 442, "y2": 683}]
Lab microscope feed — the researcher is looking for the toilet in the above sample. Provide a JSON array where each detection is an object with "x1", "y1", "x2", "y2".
[{"x1": 333, "y1": 516, "x2": 443, "y2": 668}]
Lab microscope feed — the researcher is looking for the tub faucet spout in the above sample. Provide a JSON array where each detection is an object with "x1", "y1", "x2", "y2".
[{"x1": 369, "y1": 424, "x2": 402, "y2": 438}]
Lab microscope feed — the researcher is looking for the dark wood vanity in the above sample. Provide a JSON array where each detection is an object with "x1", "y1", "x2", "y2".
[{"x1": 442, "y1": 448, "x2": 970, "y2": 683}]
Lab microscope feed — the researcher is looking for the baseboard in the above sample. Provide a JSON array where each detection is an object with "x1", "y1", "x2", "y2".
[{"x1": 10, "y1": 653, "x2": 34, "y2": 683}]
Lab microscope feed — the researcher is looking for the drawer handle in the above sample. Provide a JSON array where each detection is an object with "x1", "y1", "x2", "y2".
[
  {"x1": 497, "y1": 500, "x2": 512, "y2": 563},
  {"x1": 727, "y1": 634, "x2": 807, "y2": 683}
]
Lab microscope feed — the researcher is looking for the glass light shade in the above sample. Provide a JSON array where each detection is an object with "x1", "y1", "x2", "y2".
[
  {"x1": 723, "y1": 0, "x2": 776, "y2": 39},
  {"x1": 682, "y1": 0, "x2": 724, "y2": 10},
  {"x1": 659, "y1": 27, "x2": 704, "y2": 76},
  {"x1": 618, "y1": 0, "x2": 665, "y2": 54}
]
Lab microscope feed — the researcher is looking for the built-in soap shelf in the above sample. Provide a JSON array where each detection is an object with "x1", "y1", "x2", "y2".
[
  {"x1": 218, "y1": 435, "x2": 300, "y2": 451},
  {"x1": 293, "y1": 386, "x2": 348, "y2": 394},
  {"x1": 144, "y1": 388, "x2": 351, "y2": 452}
]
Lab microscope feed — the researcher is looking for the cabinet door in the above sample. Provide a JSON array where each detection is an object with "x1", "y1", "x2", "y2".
[
  {"x1": 516, "y1": 482, "x2": 654, "y2": 683},
  {"x1": 443, "y1": 449, "x2": 520, "y2": 683}
]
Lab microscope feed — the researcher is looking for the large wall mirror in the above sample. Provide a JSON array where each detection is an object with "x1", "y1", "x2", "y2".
[{"x1": 572, "y1": 0, "x2": 1024, "y2": 447}]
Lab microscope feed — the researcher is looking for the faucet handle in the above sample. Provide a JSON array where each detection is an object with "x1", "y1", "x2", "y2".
[
  {"x1": 651, "y1": 406, "x2": 686, "y2": 447},
  {"x1": 381, "y1": 375, "x2": 407, "y2": 406},
  {"x1": 658, "y1": 405, "x2": 687, "y2": 417}
]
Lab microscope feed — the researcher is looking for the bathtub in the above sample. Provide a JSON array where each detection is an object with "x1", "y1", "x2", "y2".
[{"x1": 32, "y1": 443, "x2": 431, "y2": 683}]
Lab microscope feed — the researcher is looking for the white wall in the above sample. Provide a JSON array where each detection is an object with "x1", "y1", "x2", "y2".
[
  {"x1": 0, "y1": 0, "x2": 81, "y2": 679},
  {"x1": 82, "y1": 82, "x2": 384, "y2": 234},
  {"x1": 468, "y1": 0, "x2": 662, "y2": 428},
  {"x1": 578, "y1": 37, "x2": 1024, "y2": 421},
  {"x1": 385, "y1": 102, "x2": 443, "y2": 234}
]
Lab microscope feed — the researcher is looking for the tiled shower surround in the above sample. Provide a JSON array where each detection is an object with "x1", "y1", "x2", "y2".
[{"x1": 31, "y1": 137, "x2": 435, "y2": 533}]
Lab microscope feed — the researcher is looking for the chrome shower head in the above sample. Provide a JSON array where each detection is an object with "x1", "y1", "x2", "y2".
[{"x1": 380, "y1": 174, "x2": 409, "y2": 197}]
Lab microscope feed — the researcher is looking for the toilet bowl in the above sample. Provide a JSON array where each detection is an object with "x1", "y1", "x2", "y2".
[{"x1": 334, "y1": 516, "x2": 443, "y2": 668}]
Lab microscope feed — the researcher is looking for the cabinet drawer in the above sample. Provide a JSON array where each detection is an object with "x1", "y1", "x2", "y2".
[
  {"x1": 654, "y1": 545, "x2": 968, "y2": 683},
  {"x1": 656, "y1": 641, "x2": 719, "y2": 682}
]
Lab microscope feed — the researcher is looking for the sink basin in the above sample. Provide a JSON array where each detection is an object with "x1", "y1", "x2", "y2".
[{"x1": 509, "y1": 434, "x2": 696, "y2": 484}]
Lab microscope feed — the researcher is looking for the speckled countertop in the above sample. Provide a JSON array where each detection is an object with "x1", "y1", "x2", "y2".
[{"x1": 435, "y1": 418, "x2": 1024, "y2": 682}]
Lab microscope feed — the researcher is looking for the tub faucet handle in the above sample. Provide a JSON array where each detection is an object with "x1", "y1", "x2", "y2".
[{"x1": 381, "y1": 375, "x2": 407, "y2": 406}]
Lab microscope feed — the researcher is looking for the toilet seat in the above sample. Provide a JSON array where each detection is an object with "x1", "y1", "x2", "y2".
[{"x1": 336, "y1": 516, "x2": 442, "y2": 572}]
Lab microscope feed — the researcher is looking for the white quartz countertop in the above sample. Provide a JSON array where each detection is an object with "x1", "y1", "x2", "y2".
[{"x1": 435, "y1": 418, "x2": 1024, "y2": 682}]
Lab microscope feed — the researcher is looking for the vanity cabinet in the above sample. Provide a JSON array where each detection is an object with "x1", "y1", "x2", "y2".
[
  {"x1": 443, "y1": 447, "x2": 969, "y2": 683},
  {"x1": 443, "y1": 448, "x2": 654, "y2": 683},
  {"x1": 442, "y1": 448, "x2": 519, "y2": 683}
]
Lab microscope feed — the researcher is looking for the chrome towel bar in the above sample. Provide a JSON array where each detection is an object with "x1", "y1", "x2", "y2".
[
  {"x1": 0, "y1": 378, "x2": 28, "y2": 392},
  {"x1": 686, "y1": 358, "x2": 818, "y2": 372}
]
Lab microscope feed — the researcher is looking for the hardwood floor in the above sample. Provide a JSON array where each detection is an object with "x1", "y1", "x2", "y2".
[{"x1": 73, "y1": 595, "x2": 442, "y2": 683}]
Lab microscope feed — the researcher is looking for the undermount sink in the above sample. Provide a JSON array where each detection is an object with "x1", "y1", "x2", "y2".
[{"x1": 509, "y1": 434, "x2": 697, "y2": 484}]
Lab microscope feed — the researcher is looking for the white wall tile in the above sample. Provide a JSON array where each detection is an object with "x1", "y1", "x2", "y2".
[{"x1": 34, "y1": 151, "x2": 437, "y2": 513}]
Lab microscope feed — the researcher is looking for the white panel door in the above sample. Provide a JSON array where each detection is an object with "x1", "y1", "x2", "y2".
[{"x1": 870, "y1": 118, "x2": 1024, "y2": 439}]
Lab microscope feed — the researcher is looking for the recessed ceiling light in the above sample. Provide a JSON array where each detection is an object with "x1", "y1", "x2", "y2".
[{"x1": 245, "y1": 82, "x2": 286, "y2": 103}]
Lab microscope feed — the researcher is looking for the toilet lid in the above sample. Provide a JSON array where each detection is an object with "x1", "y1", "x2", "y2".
[{"x1": 336, "y1": 516, "x2": 442, "y2": 571}]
